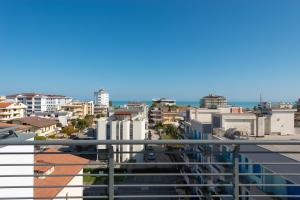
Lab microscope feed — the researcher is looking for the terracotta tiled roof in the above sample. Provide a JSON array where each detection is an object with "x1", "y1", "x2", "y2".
[
  {"x1": 14, "y1": 117, "x2": 57, "y2": 128},
  {"x1": 34, "y1": 149, "x2": 89, "y2": 199},
  {"x1": 0, "y1": 102, "x2": 13, "y2": 108}
]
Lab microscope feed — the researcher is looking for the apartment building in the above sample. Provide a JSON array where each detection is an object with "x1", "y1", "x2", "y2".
[
  {"x1": 200, "y1": 94, "x2": 228, "y2": 109},
  {"x1": 94, "y1": 89, "x2": 109, "y2": 107},
  {"x1": 97, "y1": 110, "x2": 146, "y2": 162},
  {"x1": 6, "y1": 93, "x2": 72, "y2": 114},
  {"x1": 0, "y1": 96, "x2": 6, "y2": 102},
  {"x1": 181, "y1": 118, "x2": 300, "y2": 199},
  {"x1": 0, "y1": 102, "x2": 27, "y2": 121},
  {"x1": 34, "y1": 111, "x2": 72, "y2": 127},
  {"x1": 0, "y1": 127, "x2": 35, "y2": 199},
  {"x1": 124, "y1": 102, "x2": 148, "y2": 119},
  {"x1": 152, "y1": 98, "x2": 176, "y2": 107},
  {"x1": 10, "y1": 116, "x2": 58, "y2": 136},
  {"x1": 61, "y1": 101, "x2": 94, "y2": 119},
  {"x1": 149, "y1": 98, "x2": 184, "y2": 126},
  {"x1": 34, "y1": 149, "x2": 89, "y2": 200}
]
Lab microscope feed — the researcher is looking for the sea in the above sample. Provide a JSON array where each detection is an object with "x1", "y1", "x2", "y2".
[{"x1": 112, "y1": 101, "x2": 262, "y2": 109}]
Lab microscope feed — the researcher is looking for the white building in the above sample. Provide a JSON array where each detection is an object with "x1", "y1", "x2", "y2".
[
  {"x1": 0, "y1": 127, "x2": 35, "y2": 199},
  {"x1": 94, "y1": 89, "x2": 109, "y2": 107},
  {"x1": 152, "y1": 98, "x2": 176, "y2": 107},
  {"x1": 34, "y1": 111, "x2": 72, "y2": 127},
  {"x1": 6, "y1": 93, "x2": 72, "y2": 114},
  {"x1": 0, "y1": 102, "x2": 27, "y2": 121},
  {"x1": 124, "y1": 102, "x2": 148, "y2": 119},
  {"x1": 97, "y1": 110, "x2": 146, "y2": 162},
  {"x1": 212, "y1": 108, "x2": 296, "y2": 137},
  {"x1": 186, "y1": 107, "x2": 232, "y2": 123}
]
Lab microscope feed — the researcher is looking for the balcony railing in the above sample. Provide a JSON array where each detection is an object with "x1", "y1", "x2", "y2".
[{"x1": 1, "y1": 138, "x2": 300, "y2": 199}]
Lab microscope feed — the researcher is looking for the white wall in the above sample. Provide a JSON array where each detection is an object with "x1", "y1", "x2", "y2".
[
  {"x1": 270, "y1": 110, "x2": 295, "y2": 135},
  {"x1": 97, "y1": 119, "x2": 108, "y2": 149},
  {"x1": 0, "y1": 140, "x2": 34, "y2": 199},
  {"x1": 55, "y1": 169, "x2": 84, "y2": 200},
  {"x1": 96, "y1": 118, "x2": 146, "y2": 162}
]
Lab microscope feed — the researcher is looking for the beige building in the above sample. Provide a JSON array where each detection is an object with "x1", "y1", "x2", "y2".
[
  {"x1": 0, "y1": 102, "x2": 27, "y2": 121},
  {"x1": 61, "y1": 101, "x2": 94, "y2": 119},
  {"x1": 10, "y1": 117, "x2": 57, "y2": 136},
  {"x1": 0, "y1": 96, "x2": 6, "y2": 102}
]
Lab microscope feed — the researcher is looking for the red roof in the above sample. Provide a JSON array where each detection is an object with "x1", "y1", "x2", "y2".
[
  {"x1": 34, "y1": 149, "x2": 89, "y2": 199},
  {"x1": 0, "y1": 102, "x2": 13, "y2": 108}
]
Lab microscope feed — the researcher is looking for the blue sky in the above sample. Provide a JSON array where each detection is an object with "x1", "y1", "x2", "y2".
[{"x1": 0, "y1": 0, "x2": 300, "y2": 101}]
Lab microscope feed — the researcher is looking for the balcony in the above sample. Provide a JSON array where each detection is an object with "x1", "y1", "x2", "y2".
[{"x1": 1, "y1": 129, "x2": 300, "y2": 199}]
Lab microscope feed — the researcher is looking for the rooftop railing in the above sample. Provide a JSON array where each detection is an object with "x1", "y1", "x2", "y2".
[{"x1": 0, "y1": 139, "x2": 300, "y2": 199}]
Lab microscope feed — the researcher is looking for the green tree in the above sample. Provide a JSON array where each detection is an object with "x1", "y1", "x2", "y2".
[
  {"x1": 71, "y1": 119, "x2": 77, "y2": 127},
  {"x1": 34, "y1": 135, "x2": 46, "y2": 140},
  {"x1": 164, "y1": 124, "x2": 178, "y2": 137},
  {"x1": 76, "y1": 119, "x2": 87, "y2": 132},
  {"x1": 155, "y1": 122, "x2": 164, "y2": 130},
  {"x1": 84, "y1": 115, "x2": 94, "y2": 127},
  {"x1": 61, "y1": 125, "x2": 77, "y2": 135}
]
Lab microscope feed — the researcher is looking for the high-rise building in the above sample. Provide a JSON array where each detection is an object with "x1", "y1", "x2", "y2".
[
  {"x1": 6, "y1": 93, "x2": 72, "y2": 114},
  {"x1": 200, "y1": 94, "x2": 227, "y2": 109},
  {"x1": 94, "y1": 89, "x2": 109, "y2": 108}
]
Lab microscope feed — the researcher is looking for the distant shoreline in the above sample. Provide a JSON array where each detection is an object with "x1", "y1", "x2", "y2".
[{"x1": 111, "y1": 100, "x2": 263, "y2": 109}]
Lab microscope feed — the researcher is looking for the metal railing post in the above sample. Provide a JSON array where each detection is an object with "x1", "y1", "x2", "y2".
[
  {"x1": 233, "y1": 144, "x2": 240, "y2": 200},
  {"x1": 108, "y1": 145, "x2": 114, "y2": 200}
]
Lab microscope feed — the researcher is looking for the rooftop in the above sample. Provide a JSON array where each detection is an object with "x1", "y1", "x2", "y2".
[
  {"x1": 0, "y1": 102, "x2": 14, "y2": 108},
  {"x1": 34, "y1": 148, "x2": 89, "y2": 198},
  {"x1": 12, "y1": 116, "x2": 57, "y2": 128},
  {"x1": 7, "y1": 93, "x2": 67, "y2": 99}
]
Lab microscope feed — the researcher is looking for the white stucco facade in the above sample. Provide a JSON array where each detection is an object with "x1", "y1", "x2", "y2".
[
  {"x1": 97, "y1": 116, "x2": 146, "y2": 162},
  {"x1": 94, "y1": 89, "x2": 109, "y2": 107},
  {"x1": 54, "y1": 169, "x2": 84, "y2": 200},
  {"x1": 0, "y1": 137, "x2": 34, "y2": 199},
  {"x1": 212, "y1": 109, "x2": 296, "y2": 137}
]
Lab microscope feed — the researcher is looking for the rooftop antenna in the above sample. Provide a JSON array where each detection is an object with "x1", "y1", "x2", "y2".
[{"x1": 260, "y1": 93, "x2": 263, "y2": 104}]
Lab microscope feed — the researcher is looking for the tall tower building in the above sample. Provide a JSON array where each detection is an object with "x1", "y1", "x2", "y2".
[{"x1": 94, "y1": 89, "x2": 109, "y2": 107}]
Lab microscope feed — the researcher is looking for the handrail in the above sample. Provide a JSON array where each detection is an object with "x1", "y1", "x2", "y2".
[{"x1": 1, "y1": 139, "x2": 300, "y2": 145}]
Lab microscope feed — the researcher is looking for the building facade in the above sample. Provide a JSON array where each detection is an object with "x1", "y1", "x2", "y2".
[
  {"x1": 34, "y1": 149, "x2": 89, "y2": 200},
  {"x1": 61, "y1": 101, "x2": 94, "y2": 119},
  {"x1": 0, "y1": 102, "x2": 27, "y2": 121},
  {"x1": 10, "y1": 116, "x2": 58, "y2": 136},
  {"x1": 94, "y1": 89, "x2": 109, "y2": 107},
  {"x1": 6, "y1": 93, "x2": 72, "y2": 114},
  {"x1": 0, "y1": 128, "x2": 34, "y2": 199},
  {"x1": 97, "y1": 110, "x2": 146, "y2": 162},
  {"x1": 200, "y1": 94, "x2": 228, "y2": 109},
  {"x1": 212, "y1": 108, "x2": 296, "y2": 137}
]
